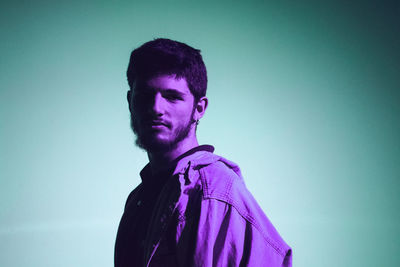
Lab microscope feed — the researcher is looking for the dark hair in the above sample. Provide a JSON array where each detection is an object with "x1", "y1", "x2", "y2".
[{"x1": 127, "y1": 38, "x2": 208, "y2": 101}]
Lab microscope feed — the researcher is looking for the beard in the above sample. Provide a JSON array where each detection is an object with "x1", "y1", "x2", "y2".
[{"x1": 130, "y1": 106, "x2": 196, "y2": 153}]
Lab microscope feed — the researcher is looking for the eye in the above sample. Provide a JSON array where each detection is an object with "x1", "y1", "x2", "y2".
[
  {"x1": 164, "y1": 93, "x2": 183, "y2": 101},
  {"x1": 134, "y1": 91, "x2": 152, "y2": 100}
]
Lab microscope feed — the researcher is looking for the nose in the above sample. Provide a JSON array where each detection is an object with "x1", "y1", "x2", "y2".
[{"x1": 149, "y1": 92, "x2": 165, "y2": 116}]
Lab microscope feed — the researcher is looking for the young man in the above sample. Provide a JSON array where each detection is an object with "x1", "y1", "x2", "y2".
[{"x1": 115, "y1": 38, "x2": 292, "y2": 267}]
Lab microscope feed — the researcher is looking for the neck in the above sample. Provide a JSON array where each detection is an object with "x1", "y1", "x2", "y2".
[{"x1": 147, "y1": 136, "x2": 199, "y2": 176}]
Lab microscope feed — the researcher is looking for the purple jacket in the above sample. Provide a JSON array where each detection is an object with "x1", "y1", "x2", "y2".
[{"x1": 120, "y1": 149, "x2": 292, "y2": 266}]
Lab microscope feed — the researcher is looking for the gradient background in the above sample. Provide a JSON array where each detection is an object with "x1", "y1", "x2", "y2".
[{"x1": 1, "y1": 0, "x2": 399, "y2": 266}]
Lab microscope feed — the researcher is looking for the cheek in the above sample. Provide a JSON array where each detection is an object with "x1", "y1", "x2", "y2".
[
  {"x1": 131, "y1": 104, "x2": 146, "y2": 117},
  {"x1": 174, "y1": 106, "x2": 195, "y2": 122},
  {"x1": 176, "y1": 103, "x2": 192, "y2": 114}
]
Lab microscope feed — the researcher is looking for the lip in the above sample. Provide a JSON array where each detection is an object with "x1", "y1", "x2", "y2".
[
  {"x1": 150, "y1": 124, "x2": 167, "y2": 130},
  {"x1": 146, "y1": 120, "x2": 169, "y2": 129}
]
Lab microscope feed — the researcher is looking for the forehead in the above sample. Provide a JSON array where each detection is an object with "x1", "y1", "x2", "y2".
[{"x1": 136, "y1": 74, "x2": 191, "y2": 95}]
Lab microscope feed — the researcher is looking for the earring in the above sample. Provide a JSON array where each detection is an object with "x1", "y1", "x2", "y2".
[{"x1": 196, "y1": 119, "x2": 200, "y2": 125}]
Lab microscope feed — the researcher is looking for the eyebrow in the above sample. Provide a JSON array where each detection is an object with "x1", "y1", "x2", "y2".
[
  {"x1": 162, "y1": 88, "x2": 186, "y2": 96},
  {"x1": 140, "y1": 86, "x2": 186, "y2": 96}
]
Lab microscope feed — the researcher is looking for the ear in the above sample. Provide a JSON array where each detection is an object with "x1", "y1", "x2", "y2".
[
  {"x1": 127, "y1": 90, "x2": 132, "y2": 112},
  {"x1": 194, "y1": 96, "x2": 208, "y2": 121}
]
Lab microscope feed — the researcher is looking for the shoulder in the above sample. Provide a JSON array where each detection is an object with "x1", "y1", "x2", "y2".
[
  {"x1": 197, "y1": 157, "x2": 291, "y2": 259},
  {"x1": 197, "y1": 156, "x2": 247, "y2": 206},
  {"x1": 198, "y1": 159, "x2": 242, "y2": 200},
  {"x1": 124, "y1": 183, "x2": 143, "y2": 210}
]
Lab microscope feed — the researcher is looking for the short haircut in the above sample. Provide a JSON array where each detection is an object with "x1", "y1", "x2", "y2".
[{"x1": 127, "y1": 38, "x2": 208, "y2": 101}]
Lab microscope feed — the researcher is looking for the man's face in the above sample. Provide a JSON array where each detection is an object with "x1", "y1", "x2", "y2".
[{"x1": 129, "y1": 74, "x2": 196, "y2": 152}]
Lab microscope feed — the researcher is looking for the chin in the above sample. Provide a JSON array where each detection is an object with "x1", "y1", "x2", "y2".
[{"x1": 136, "y1": 135, "x2": 177, "y2": 153}]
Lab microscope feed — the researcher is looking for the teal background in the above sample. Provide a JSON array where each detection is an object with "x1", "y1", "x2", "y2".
[{"x1": 1, "y1": 0, "x2": 399, "y2": 266}]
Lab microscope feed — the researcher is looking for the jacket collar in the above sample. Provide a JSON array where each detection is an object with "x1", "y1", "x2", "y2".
[{"x1": 140, "y1": 145, "x2": 216, "y2": 183}]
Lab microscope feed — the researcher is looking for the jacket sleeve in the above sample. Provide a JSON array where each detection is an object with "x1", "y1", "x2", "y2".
[{"x1": 176, "y1": 198, "x2": 292, "y2": 267}]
